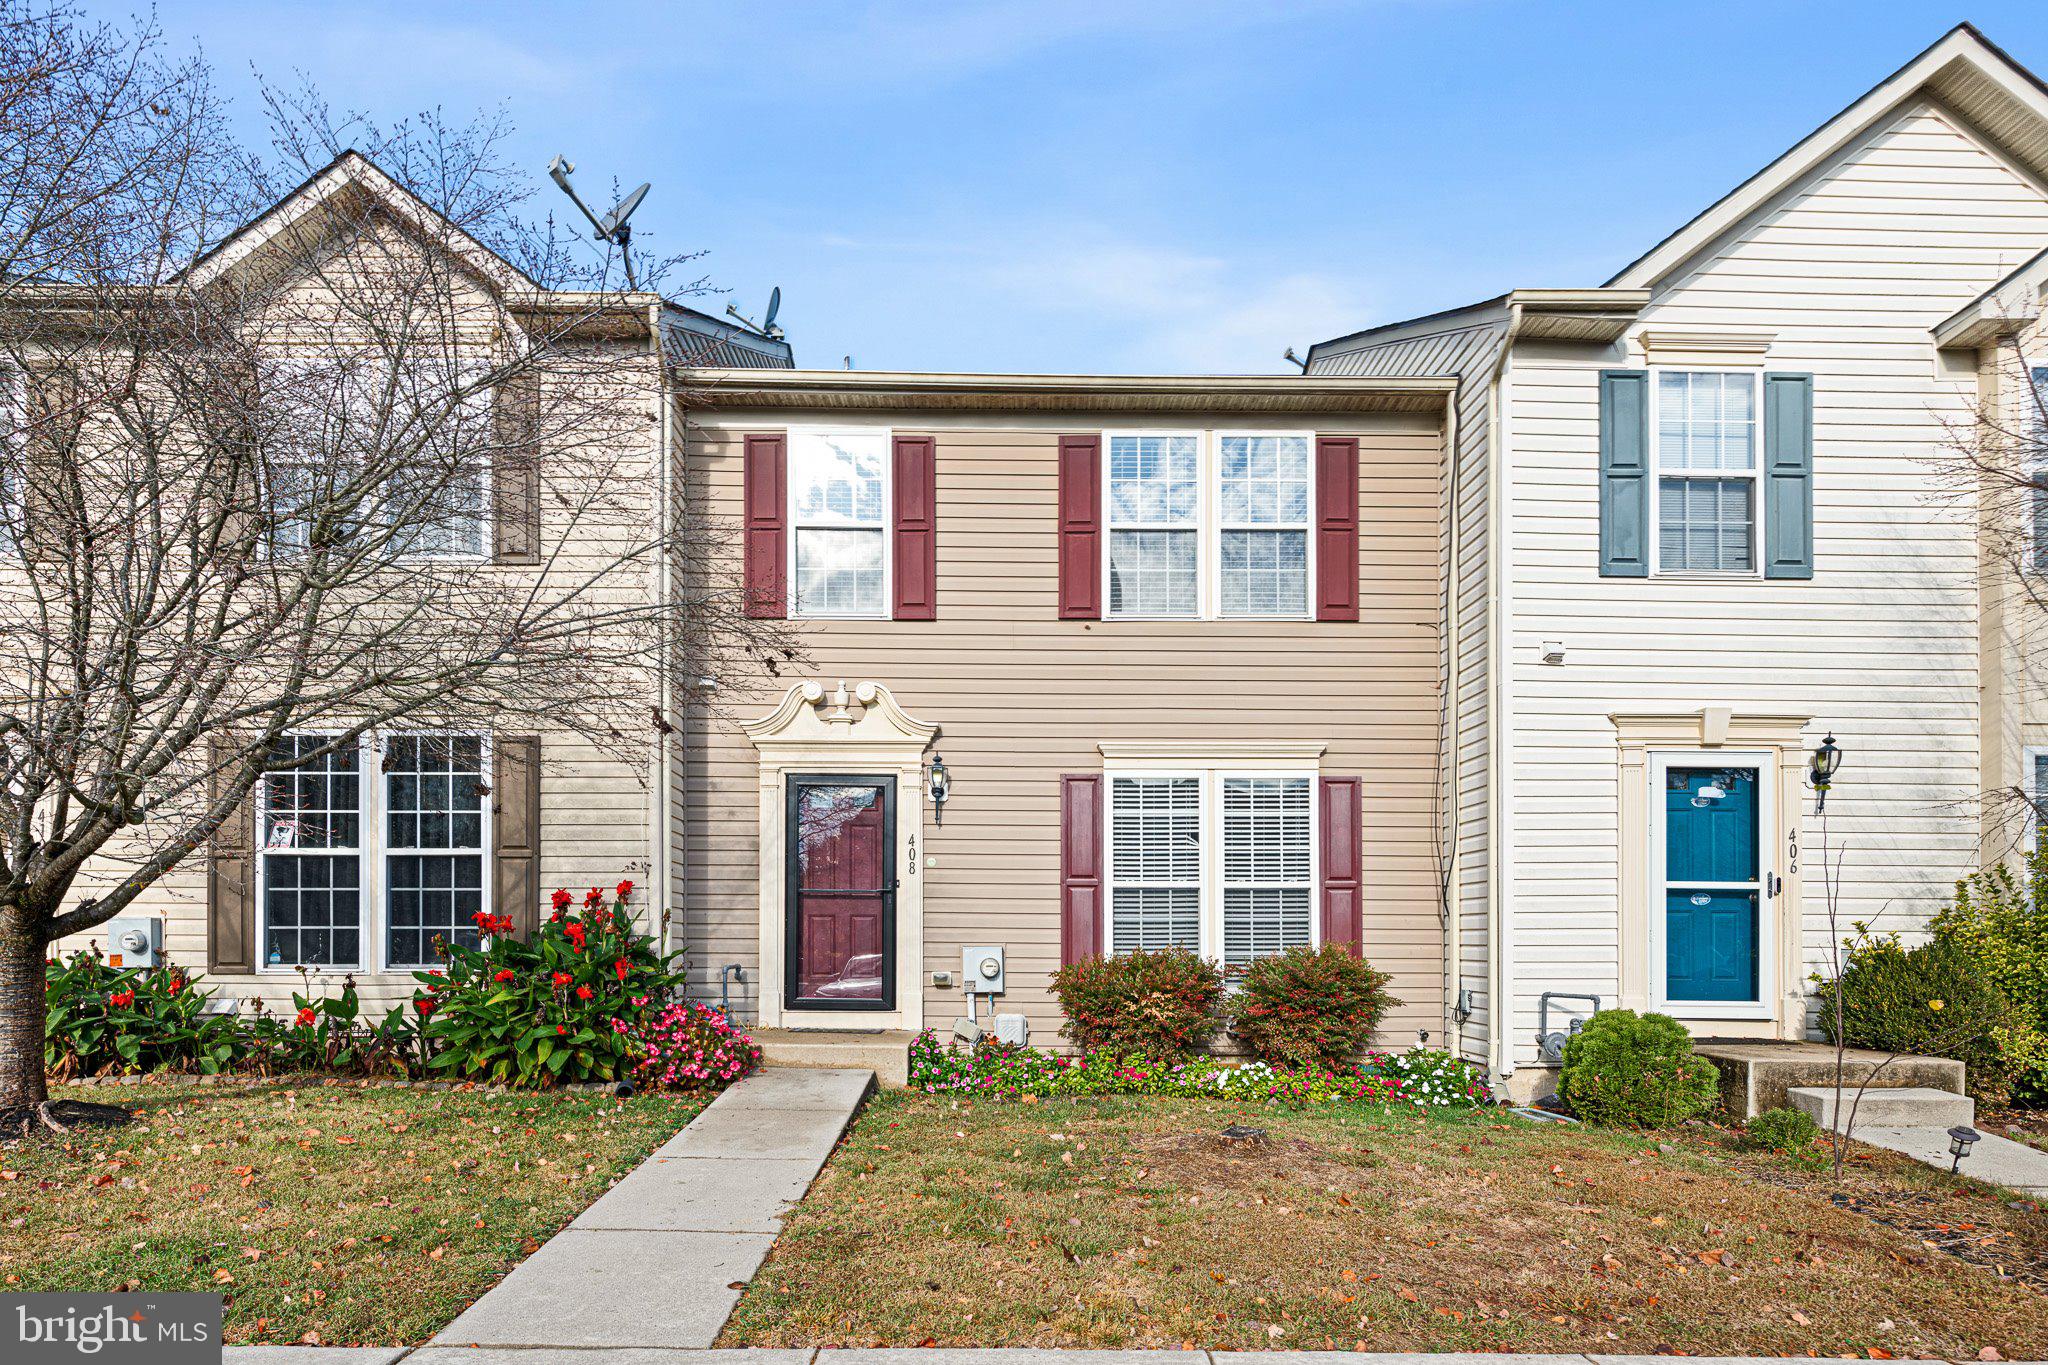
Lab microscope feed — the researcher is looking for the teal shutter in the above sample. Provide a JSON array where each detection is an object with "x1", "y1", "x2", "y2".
[
  {"x1": 1598, "y1": 370, "x2": 1650, "y2": 577},
  {"x1": 1762, "y1": 373, "x2": 1814, "y2": 579}
]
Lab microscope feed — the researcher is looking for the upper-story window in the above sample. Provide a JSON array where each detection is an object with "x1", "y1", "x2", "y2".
[
  {"x1": 789, "y1": 429, "x2": 889, "y2": 617},
  {"x1": 1105, "y1": 431, "x2": 1314, "y2": 619},
  {"x1": 1653, "y1": 371, "x2": 1759, "y2": 574},
  {"x1": 2028, "y1": 366, "x2": 2048, "y2": 575}
]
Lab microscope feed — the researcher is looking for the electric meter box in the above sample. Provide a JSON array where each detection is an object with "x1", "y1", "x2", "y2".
[
  {"x1": 105, "y1": 916, "x2": 163, "y2": 970},
  {"x1": 962, "y1": 945, "x2": 1006, "y2": 994}
]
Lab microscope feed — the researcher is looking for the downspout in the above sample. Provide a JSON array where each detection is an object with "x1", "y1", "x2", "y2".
[
  {"x1": 1440, "y1": 390, "x2": 1462, "y2": 1049},
  {"x1": 1485, "y1": 303, "x2": 1523, "y2": 1085},
  {"x1": 649, "y1": 302, "x2": 674, "y2": 962}
]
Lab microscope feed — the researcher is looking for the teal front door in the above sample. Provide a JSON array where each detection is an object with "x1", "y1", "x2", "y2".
[{"x1": 1663, "y1": 767, "x2": 1761, "y2": 1003}]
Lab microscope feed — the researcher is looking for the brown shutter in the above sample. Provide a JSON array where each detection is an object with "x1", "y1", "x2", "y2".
[
  {"x1": 493, "y1": 735, "x2": 542, "y2": 939},
  {"x1": 1319, "y1": 776, "x2": 1363, "y2": 955},
  {"x1": 22, "y1": 364, "x2": 78, "y2": 559},
  {"x1": 1314, "y1": 436, "x2": 1360, "y2": 622},
  {"x1": 1059, "y1": 774, "x2": 1105, "y2": 965},
  {"x1": 491, "y1": 374, "x2": 541, "y2": 564},
  {"x1": 1056, "y1": 434, "x2": 1101, "y2": 619},
  {"x1": 742, "y1": 433, "x2": 786, "y2": 618},
  {"x1": 206, "y1": 739, "x2": 258, "y2": 975},
  {"x1": 891, "y1": 434, "x2": 937, "y2": 620}
]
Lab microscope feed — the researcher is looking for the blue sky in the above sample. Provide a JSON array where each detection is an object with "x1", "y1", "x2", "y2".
[{"x1": 96, "y1": 1, "x2": 2048, "y2": 373}]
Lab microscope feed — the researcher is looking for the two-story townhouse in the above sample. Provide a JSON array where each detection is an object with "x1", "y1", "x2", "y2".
[{"x1": 1307, "y1": 23, "x2": 2048, "y2": 1099}]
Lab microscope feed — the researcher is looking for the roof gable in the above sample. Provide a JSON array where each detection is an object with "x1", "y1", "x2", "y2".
[{"x1": 1608, "y1": 23, "x2": 2048, "y2": 289}]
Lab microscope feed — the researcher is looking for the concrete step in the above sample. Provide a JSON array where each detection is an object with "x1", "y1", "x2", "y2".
[
  {"x1": 1788, "y1": 1084, "x2": 1976, "y2": 1132},
  {"x1": 753, "y1": 1027, "x2": 914, "y2": 1087},
  {"x1": 1695, "y1": 1040, "x2": 1965, "y2": 1117}
]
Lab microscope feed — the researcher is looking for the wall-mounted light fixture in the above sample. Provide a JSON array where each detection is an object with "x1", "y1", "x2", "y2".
[
  {"x1": 926, "y1": 753, "x2": 950, "y2": 825},
  {"x1": 1809, "y1": 732, "x2": 1843, "y2": 811}
]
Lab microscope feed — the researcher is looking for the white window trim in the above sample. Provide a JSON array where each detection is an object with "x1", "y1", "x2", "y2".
[
  {"x1": 2025, "y1": 366, "x2": 2048, "y2": 577},
  {"x1": 2023, "y1": 743, "x2": 2048, "y2": 852},
  {"x1": 1646, "y1": 747, "x2": 1777, "y2": 1022},
  {"x1": 784, "y1": 425, "x2": 893, "y2": 620},
  {"x1": 1647, "y1": 367, "x2": 1765, "y2": 580},
  {"x1": 1103, "y1": 765, "x2": 1322, "y2": 966},
  {"x1": 1101, "y1": 428, "x2": 1319, "y2": 622},
  {"x1": 255, "y1": 729, "x2": 493, "y2": 976}
]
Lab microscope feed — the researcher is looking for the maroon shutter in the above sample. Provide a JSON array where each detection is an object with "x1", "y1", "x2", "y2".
[
  {"x1": 1059, "y1": 774, "x2": 1105, "y2": 965},
  {"x1": 892, "y1": 434, "x2": 937, "y2": 620},
  {"x1": 1319, "y1": 776, "x2": 1364, "y2": 955},
  {"x1": 742, "y1": 434, "x2": 786, "y2": 618},
  {"x1": 1056, "y1": 434, "x2": 1101, "y2": 620},
  {"x1": 1315, "y1": 435, "x2": 1360, "y2": 622}
]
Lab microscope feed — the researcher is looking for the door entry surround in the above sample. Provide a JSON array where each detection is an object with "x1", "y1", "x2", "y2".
[{"x1": 742, "y1": 681, "x2": 936, "y2": 1030}]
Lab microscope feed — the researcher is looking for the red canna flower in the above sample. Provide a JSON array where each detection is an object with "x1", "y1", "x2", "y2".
[
  {"x1": 555, "y1": 1024, "x2": 567, "y2": 1036},
  {"x1": 550, "y1": 888, "x2": 573, "y2": 911},
  {"x1": 583, "y1": 886, "x2": 603, "y2": 908},
  {"x1": 551, "y1": 971, "x2": 571, "y2": 988},
  {"x1": 415, "y1": 997, "x2": 436, "y2": 1016},
  {"x1": 615, "y1": 879, "x2": 634, "y2": 900},
  {"x1": 295, "y1": 1006, "x2": 317, "y2": 1027},
  {"x1": 614, "y1": 959, "x2": 629, "y2": 982},
  {"x1": 108, "y1": 989, "x2": 136, "y2": 1008},
  {"x1": 493, "y1": 968, "x2": 517, "y2": 982},
  {"x1": 575, "y1": 984, "x2": 593, "y2": 1001}
]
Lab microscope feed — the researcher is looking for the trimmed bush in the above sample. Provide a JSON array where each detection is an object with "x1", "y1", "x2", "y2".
[
  {"x1": 1734, "y1": 1105, "x2": 1820, "y2": 1155},
  {"x1": 1933, "y1": 859, "x2": 2048, "y2": 1099},
  {"x1": 1817, "y1": 930, "x2": 2006, "y2": 1074},
  {"x1": 1557, "y1": 1009, "x2": 1720, "y2": 1128},
  {"x1": 1229, "y1": 944, "x2": 1400, "y2": 1070},
  {"x1": 1050, "y1": 948, "x2": 1223, "y2": 1061}
]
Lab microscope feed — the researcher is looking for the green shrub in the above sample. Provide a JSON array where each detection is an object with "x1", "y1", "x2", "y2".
[
  {"x1": 245, "y1": 973, "x2": 417, "y2": 1077},
  {"x1": 1557, "y1": 1009, "x2": 1720, "y2": 1128},
  {"x1": 1933, "y1": 857, "x2": 2048, "y2": 1099},
  {"x1": 1817, "y1": 930, "x2": 2007, "y2": 1073},
  {"x1": 1229, "y1": 944, "x2": 1400, "y2": 1070},
  {"x1": 1050, "y1": 947, "x2": 1223, "y2": 1061},
  {"x1": 1734, "y1": 1105, "x2": 1820, "y2": 1155},
  {"x1": 44, "y1": 949, "x2": 245, "y2": 1078},
  {"x1": 422, "y1": 881, "x2": 688, "y2": 1086}
]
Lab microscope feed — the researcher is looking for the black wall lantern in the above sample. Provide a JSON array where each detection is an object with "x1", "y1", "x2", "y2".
[
  {"x1": 926, "y1": 753, "x2": 950, "y2": 825},
  {"x1": 1809, "y1": 732, "x2": 1843, "y2": 810}
]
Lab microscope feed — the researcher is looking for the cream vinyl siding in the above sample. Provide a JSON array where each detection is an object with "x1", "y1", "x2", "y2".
[
  {"x1": 1311, "y1": 322, "x2": 1501, "y2": 1063},
  {"x1": 683, "y1": 410, "x2": 1445, "y2": 1047},
  {"x1": 1500, "y1": 99, "x2": 2048, "y2": 1067}
]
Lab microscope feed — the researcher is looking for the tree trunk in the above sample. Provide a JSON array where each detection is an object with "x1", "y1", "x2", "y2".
[{"x1": 0, "y1": 904, "x2": 48, "y2": 1110}]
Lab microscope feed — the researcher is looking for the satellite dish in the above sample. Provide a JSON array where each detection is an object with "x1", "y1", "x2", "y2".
[
  {"x1": 599, "y1": 183, "x2": 650, "y2": 239},
  {"x1": 763, "y1": 286, "x2": 782, "y2": 335}
]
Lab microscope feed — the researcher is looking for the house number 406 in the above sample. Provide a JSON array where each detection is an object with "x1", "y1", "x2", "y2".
[{"x1": 1786, "y1": 828, "x2": 1799, "y2": 876}]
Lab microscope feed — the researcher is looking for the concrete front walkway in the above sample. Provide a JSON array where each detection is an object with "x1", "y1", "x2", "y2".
[{"x1": 429, "y1": 1067, "x2": 873, "y2": 1352}]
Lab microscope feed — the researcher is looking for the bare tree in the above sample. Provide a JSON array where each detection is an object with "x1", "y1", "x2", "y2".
[{"x1": 0, "y1": 5, "x2": 792, "y2": 1118}]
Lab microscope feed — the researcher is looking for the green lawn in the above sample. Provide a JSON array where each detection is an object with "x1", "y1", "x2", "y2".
[
  {"x1": 0, "y1": 1081, "x2": 708, "y2": 1346},
  {"x1": 722, "y1": 1090, "x2": 2047, "y2": 1358}
]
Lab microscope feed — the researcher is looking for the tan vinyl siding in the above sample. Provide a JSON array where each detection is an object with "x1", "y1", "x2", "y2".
[
  {"x1": 1311, "y1": 323, "x2": 1501, "y2": 1063},
  {"x1": 1500, "y1": 99, "x2": 2048, "y2": 1068},
  {"x1": 683, "y1": 410, "x2": 1446, "y2": 1047}
]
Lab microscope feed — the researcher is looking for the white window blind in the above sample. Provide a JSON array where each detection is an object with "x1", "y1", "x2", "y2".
[
  {"x1": 789, "y1": 430, "x2": 889, "y2": 616},
  {"x1": 1108, "y1": 775, "x2": 1202, "y2": 952},
  {"x1": 1221, "y1": 776, "x2": 1313, "y2": 967}
]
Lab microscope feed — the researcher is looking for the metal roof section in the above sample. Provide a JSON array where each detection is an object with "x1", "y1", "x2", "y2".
[
  {"x1": 678, "y1": 369, "x2": 1455, "y2": 414},
  {"x1": 664, "y1": 304, "x2": 795, "y2": 368},
  {"x1": 1934, "y1": 240, "x2": 2048, "y2": 349},
  {"x1": 1306, "y1": 289, "x2": 1647, "y2": 369}
]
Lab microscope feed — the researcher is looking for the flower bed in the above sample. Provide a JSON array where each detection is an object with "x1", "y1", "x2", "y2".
[{"x1": 905, "y1": 1031, "x2": 1489, "y2": 1107}]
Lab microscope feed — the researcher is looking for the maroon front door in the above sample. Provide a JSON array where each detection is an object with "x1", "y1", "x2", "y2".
[{"x1": 785, "y1": 775, "x2": 896, "y2": 1010}]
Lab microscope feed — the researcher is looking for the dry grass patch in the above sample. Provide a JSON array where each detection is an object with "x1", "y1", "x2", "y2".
[
  {"x1": 721, "y1": 1090, "x2": 2047, "y2": 1357},
  {"x1": 0, "y1": 1081, "x2": 708, "y2": 1345}
]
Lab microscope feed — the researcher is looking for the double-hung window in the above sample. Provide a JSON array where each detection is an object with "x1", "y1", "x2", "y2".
[
  {"x1": 1105, "y1": 432, "x2": 1314, "y2": 618},
  {"x1": 1107, "y1": 434, "x2": 1201, "y2": 617},
  {"x1": 1218, "y1": 435, "x2": 1310, "y2": 616},
  {"x1": 789, "y1": 429, "x2": 889, "y2": 617},
  {"x1": 1653, "y1": 371, "x2": 1760, "y2": 574},
  {"x1": 258, "y1": 730, "x2": 489, "y2": 972},
  {"x1": 1105, "y1": 768, "x2": 1317, "y2": 967}
]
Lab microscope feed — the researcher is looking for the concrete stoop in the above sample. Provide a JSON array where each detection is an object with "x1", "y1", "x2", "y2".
[
  {"x1": 753, "y1": 1027, "x2": 916, "y2": 1087},
  {"x1": 1787, "y1": 1084, "x2": 1975, "y2": 1133},
  {"x1": 1694, "y1": 1041, "x2": 1964, "y2": 1118}
]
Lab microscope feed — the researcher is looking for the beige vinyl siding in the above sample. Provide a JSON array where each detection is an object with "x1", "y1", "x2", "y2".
[
  {"x1": 1500, "y1": 99, "x2": 2048, "y2": 1070},
  {"x1": 1312, "y1": 323, "x2": 1501, "y2": 1063},
  {"x1": 683, "y1": 410, "x2": 1446, "y2": 1047}
]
